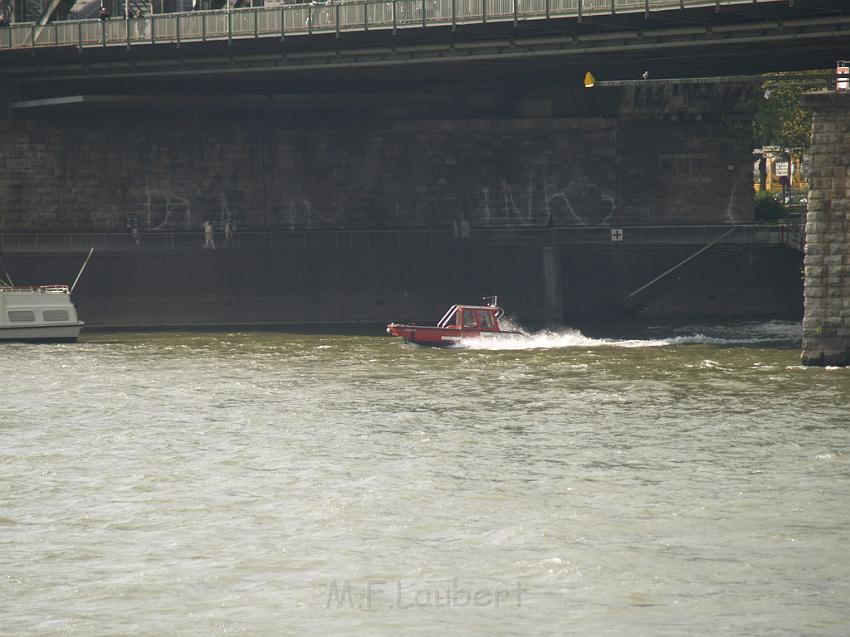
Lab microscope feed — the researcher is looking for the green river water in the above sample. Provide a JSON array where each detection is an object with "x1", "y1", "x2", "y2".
[{"x1": 1, "y1": 321, "x2": 849, "y2": 636}]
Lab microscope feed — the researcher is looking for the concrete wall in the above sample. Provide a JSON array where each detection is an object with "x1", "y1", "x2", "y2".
[
  {"x1": 0, "y1": 83, "x2": 757, "y2": 232},
  {"x1": 562, "y1": 245, "x2": 801, "y2": 320},
  {"x1": 4, "y1": 244, "x2": 801, "y2": 329},
  {"x1": 801, "y1": 91, "x2": 850, "y2": 366},
  {"x1": 4, "y1": 249, "x2": 552, "y2": 328}
]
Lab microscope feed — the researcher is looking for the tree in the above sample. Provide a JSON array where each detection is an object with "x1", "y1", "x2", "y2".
[
  {"x1": 753, "y1": 72, "x2": 823, "y2": 157},
  {"x1": 752, "y1": 71, "x2": 830, "y2": 201}
]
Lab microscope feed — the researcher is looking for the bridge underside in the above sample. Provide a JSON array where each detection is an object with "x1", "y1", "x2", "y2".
[
  {"x1": 1, "y1": 0, "x2": 848, "y2": 102},
  {"x1": 0, "y1": 78, "x2": 761, "y2": 234}
]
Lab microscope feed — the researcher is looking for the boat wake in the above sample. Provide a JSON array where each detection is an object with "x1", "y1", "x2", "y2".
[{"x1": 457, "y1": 321, "x2": 802, "y2": 351}]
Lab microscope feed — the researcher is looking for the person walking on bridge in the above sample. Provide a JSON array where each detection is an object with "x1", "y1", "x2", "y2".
[
  {"x1": 99, "y1": 4, "x2": 111, "y2": 38},
  {"x1": 134, "y1": 8, "x2": 146, "y2": 38}
]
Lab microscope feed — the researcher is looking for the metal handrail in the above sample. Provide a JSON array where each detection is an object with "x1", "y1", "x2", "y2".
[
  {"x1": 0, "y1": 0, "x2": 783, "y2": 52},
  {"x1": 0, "y1": 224, "x2": 801, "y2": 253},
  {"x1": 622, "y1": 226, "x2": 737, "y2": 303},
  {"x1": 0, "y1": 284, "x2": 71, "y2": 293}
]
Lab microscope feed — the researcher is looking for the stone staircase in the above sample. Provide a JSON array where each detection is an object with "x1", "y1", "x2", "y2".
[{"x1": 620, "y1": 244, "x2": 745, "y2": 315}]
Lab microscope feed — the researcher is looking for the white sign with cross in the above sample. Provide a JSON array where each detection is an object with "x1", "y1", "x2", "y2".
[{"x1": 611, "y1": 228, "x2": 624, "y2": 242}]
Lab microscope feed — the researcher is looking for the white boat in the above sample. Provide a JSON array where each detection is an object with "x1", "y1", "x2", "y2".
[{"x1": 0, "y1": 284, "x2": 85, "y2": 342}]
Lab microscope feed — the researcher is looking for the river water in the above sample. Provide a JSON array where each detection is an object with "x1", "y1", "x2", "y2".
[{"x1": 2, "y1": 321, "x2": 849, "y2": 636}]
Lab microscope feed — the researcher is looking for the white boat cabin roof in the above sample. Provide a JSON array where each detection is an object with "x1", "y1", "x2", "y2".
[{"x1": 1, "y1": 285, "x2": 72, "y2": 306}]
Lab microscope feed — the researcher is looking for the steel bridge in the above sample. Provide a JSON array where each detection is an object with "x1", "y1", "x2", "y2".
[
  {"x1": 0, "y1": 0, "x2": 847, "y2": 89},
  {"x1": 0, "y1": 0, "x2": 837, "y2": 53}
]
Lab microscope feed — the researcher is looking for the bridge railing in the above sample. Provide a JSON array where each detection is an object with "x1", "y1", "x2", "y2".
[
  {"x1": 0, "y1": 0, "x2": 777, "y2": 51},
  {"x1": 0, "y1": 224, "x2": 800, "y2": 253}
]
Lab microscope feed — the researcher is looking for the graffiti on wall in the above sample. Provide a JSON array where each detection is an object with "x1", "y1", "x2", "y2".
[
  {"x1": 146, "y1": 187, "x2": 192, "y2": 229},
  {"x1": 477, "y1": 174, "x2": 616, "y2": 227},
  {"x1": 107, "y1": 171, "x2": 618, "y2": 232},
  {"x1": 115, "y1": 185, "x2": 244, "y2": 230},
  {"x1": 279, "y1": 196, "x2": 339, "y2": 229}
]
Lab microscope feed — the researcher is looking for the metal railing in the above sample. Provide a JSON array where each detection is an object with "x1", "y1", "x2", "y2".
[
  {"x1": 0, "y1": 0, "x2": 780, "y2": 51},
  {"x1": 0, "y1": 284, "x2": 71, "y2": 293},
  {"x1": 0, "y1": 224, "x2": 801, "y2": 253}
]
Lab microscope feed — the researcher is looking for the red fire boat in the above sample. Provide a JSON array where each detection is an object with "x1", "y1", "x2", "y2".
[{"x1": 387, "y1": 297, "x2": 520, "y2": 346}]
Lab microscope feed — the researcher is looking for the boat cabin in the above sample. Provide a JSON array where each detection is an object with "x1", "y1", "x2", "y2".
[
  {"x1": 0, "y1": 285, "x2": 84, "y2": 342},
  {"x1": 437, "y1": 304, "x2": 503, "y2": 332}
]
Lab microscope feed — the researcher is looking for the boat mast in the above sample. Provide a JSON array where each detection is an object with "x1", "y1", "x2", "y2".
[{"x1": 70, "y1": 249, "x2": 94, "y2": 293}]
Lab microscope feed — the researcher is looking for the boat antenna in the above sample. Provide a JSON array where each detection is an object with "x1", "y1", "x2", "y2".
[
  {"x1": 0, "y1": 253, "x2": 13, "y2": 287},
  {"x1": 483, "y1": 295, "x2": 498, "y2": 307},
  {"x1": 70, "y1": 248, "x2": 94, "y2": 293}
]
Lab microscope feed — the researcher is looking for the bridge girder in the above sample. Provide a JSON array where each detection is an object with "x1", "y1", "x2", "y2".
[{"x1": 0, "y1": 0, "x2": 846, "y2": 97}]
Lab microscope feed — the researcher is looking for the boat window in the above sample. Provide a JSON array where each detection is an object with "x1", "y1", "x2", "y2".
[
  {"x1": 478, "y1": 311, "x2": 495, "y2": 330},
  {"x1": 8, "y1": 310, "x2": 35, "y2": 322},
  {"x1": 462, "y1": 309, "x2": 476, "y2": 328},
  {"x1": 43, "y1": 310, "x2": 69, "y2": 322}
]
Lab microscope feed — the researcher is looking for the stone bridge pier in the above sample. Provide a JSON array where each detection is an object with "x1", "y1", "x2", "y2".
[{"x1": 802, "y1": 91, "x2": 850, "y2": 366}]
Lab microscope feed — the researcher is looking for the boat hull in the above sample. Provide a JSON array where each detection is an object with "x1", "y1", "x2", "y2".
[
  {"x1": 0, "y1": 322, "x2": 84, "y2": 343},
  {"x1": 387, "y1": 325, "x2": 463, "y2": 346},
  {"x1": 387, "y1": 324, "x2": 517, "y2": 347}
]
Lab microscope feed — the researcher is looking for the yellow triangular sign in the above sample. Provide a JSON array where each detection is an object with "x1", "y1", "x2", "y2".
[{"x1": 584, "y1": 71, "x2": 596, "y2": 88}]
